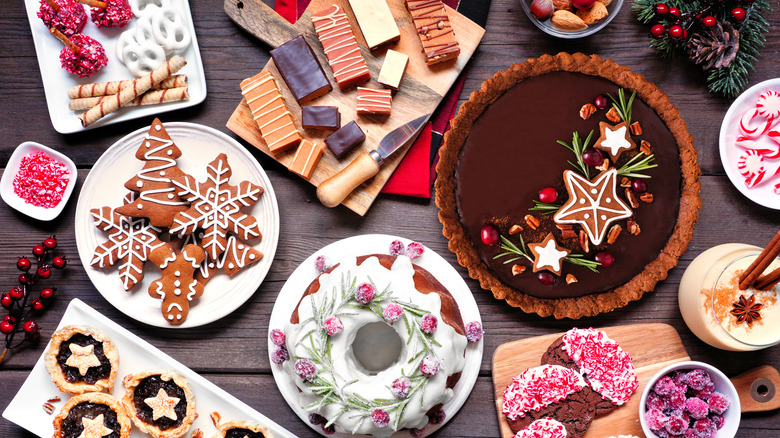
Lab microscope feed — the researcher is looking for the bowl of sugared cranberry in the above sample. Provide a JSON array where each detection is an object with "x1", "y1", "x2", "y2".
[{"x1": 640, "y1": 361, "x2": 740, "y2": 438}]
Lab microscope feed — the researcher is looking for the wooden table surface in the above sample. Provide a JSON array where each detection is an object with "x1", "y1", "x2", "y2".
[{"x1": 1, "y1": 0, "x2": 779, "y2": 437}]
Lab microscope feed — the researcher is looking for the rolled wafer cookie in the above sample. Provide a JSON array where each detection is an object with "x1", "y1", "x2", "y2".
[
  {"x1": 69, "y1": 86, "x2": 189, "y2": 110},
  {"x1": 78, "y1": 55, "x2": 186, "y2": 127},
  {"x1": 67, "y1": 75, "x2": 187, "y2": 99}
]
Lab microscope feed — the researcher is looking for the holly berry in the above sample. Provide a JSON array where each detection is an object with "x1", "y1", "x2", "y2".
[
  {"x1": 594, "y1": 94, "x2": 608, "y2": 110},
  {"x1": 9, "y1": 287, "x2": 24, "y2": 300},
  {"x1": 655, "y1": 3, "x2": 669, "y2": 16},
  {"x1": 731, "y1": 7, "x2": 746, "y2": 22},
  {"x1": 43, "y1": 237, "x2": 57, "y2": 249},
  {"x1": 0, "y1": 321, "x2": 15, "y2": 334},
  {"x1": 52, "y1": 256, "x2": 67, "y2": 269},
  {"x1": 539, "y1": 187, "x2": 558, "y2": 203},
  {"x1": 668, "y1": 25, "x2": 686, "y2": 40},
  {"x1": 37, "y1": 266, "x2": 52, "y2": 279},
  {"x1": 582, "y1": 148, "x2": 604, "y2": 167},
  {"x1": 25, "y1": 331, "x2": 40, "y2": 341},
  {"x1": 1, "y1": 293, "x2": 12, "y2": 309},
  {"x1": 3, "y1": 315, "x2": 15, "y2": 324},
  {"x1": 650, "y1": 24, "x2": 666, "y2": 38},
  {"x1": 632, "y1": 179, "x2": 648, "y2": 194},
  {"x1": 594, "y1": 251, "x2": 615, "y2": 268},
  {"x1": 16, "y1": 257, "x2": 31, "y2": 271},
  {"x1": 23, "y1": 320, "x2": 38, "y2": 333},
  {"x1": 537, "y1": 271, "x2": 555, "y2": 285},
  {"x1": 702, "y1": 16, "x2": 717, "y2": 28},
  {"x1": 40, "y1": 288, "x2": 55, "y2": 300},
  {"x1": 481, "y1": 224, "x2": 499, "y2": 246},
  {"x1": 31, "y1": 299, "x2": 45, "y2": 311},
  {"x1": 668, "y1": 6, "x2": 680, "y2": 18},
  {"x1": 32, "y1": 245, "x2": 45, "y2": 257}
]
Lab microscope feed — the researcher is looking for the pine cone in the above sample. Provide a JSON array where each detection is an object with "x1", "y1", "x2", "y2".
[{"x1": 686, "y1": 22, "x2": 740, "y2": 70}]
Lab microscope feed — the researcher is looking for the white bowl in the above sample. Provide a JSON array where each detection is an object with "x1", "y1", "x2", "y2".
[
  {"x1": 639, "y1": 361, "x2": 741, "y2": 438},
  {"x1": 520, "y1": 0, "x2": 625, "y2": 39},
  {"x1": 0, "y1": 141, "x2": 78, "y2": 221},
  {"x1": 719, "y1": 77, "x2": 780, "y2": 209}
]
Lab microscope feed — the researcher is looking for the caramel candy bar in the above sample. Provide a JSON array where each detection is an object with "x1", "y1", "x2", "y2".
[
  {"x1": 378, "y1": 49, "x2": 409, "y2": 90},
  {"x1": 240, "y1": 71, "x2": 302, "y2": 153},
  {"x1": 356, "y1": 87, "x2": 392, "y2": 115},
  {"x1": 302, "y1": 106, "x2": 340, "y2": 130},
  {"x1": 347, "y1": 0, "x2": 401, "y2": 50},
  {"x1": 406, "y1": 0, "x2": 460, "y2": 65},
  {"x1": 270, "y1": 36, "x2": 332, "y2": 103},
  {"x1": 311, "y1": 4, "x2": 371, "y2": 90},
  {"x1": 288, "y1": 139, "x2": 324, "y2": 180},
  {"x1": 325, "y1": 121, "x2": 365, "y2": 159}
]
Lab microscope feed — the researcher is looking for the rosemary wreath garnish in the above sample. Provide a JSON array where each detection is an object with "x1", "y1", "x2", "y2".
[
  {"x1": 558, "y1": 130, "x2": 594, "y2": 179},
  {"x1": 617, "y1": 152, "x2": 658, "y2": 179},
  {"x1": 607, "y1": 88, "x2": 637, "y2": 124},
  {"x1": 493, "y1": 236, "x2": 600, "y2": 273},
  {"x1": 530, "y1": 200, "x2": 563, "y2": 215}
]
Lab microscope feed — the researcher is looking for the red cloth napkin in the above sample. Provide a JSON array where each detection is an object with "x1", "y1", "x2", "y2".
[{"x1": 275, "y1": 0, "x2": 465, "y2": 199}]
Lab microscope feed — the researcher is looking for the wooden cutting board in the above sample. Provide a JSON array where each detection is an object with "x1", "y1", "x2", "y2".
[
  {"x1": 224, "y1": 0, "x2": 485, "y2": 215},
  {"x1": 492, "y1": 324, "x2": 690, "y2": 438}
]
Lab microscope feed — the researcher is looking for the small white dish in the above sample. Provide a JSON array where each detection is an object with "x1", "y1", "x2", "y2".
[
  {"x1": 520, "y1": 0, "x2": 624, "y2": 39},
  {"x1": 0, "y1": 141, "x2": 78, "y2": 221},
  {"x1": 719, "y1": 78, "x2": 780, "y2": 209},
  {"x1": 639, "y1": 361, "x2": 741, "y2": 438}
]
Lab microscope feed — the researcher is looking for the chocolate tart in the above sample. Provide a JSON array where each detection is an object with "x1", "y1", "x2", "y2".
[
  {"x1": 436, "y1": 53, "x2": 701, "y2": 319},
  {"x1": 212, "y1": 420, "x2": 273, "y2": 438},
  {"x1": 45, "y1": 326, "x2": 119, "y2": 395},
  {"x1": 121, "y1": 369, "x2": 196, "y2": 438},
  {"x1": 53, "y1": 392, "x2": 131, "y2": 438}
]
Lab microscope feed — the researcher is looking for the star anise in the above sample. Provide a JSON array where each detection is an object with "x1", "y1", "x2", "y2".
[{"x1": 730, "y1": 294, "x2": 763, "y2": 326}]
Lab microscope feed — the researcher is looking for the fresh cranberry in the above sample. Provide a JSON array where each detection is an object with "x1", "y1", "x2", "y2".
[
  {"x1": 655, "y1": 2, "x2": 669, "y2": 15},
  {"x1": 52, "y1": 256, "x2": 67, "y2": 269},
  {"x1": 650, "y1": 24, "x2": 666, "y2": 38},
  {"x1": 594, "y1": 251, "x2": 615, "y2": 267},
  {"x1": 632, "y1": 179, "x2": 648, "y2": 194},
  {"x1": 0, "y1": 321, "x2": 15, "y2": 334},
  {"x1": 37, "y1": 266, "x2": 52, "y2": 279},
  {"x1": 23, "y1": 320, "x2": 38, "y2": 333},
  {"x1": 40, "y1": 288, "x2": 55, "y2": 300},
  {"x1": 731, "y1": 7, "x2": 746, "y2": 21},
  {"x1": 16, "y1": 257, "x2": 31, "y2": 271},
  {"x1": 537, "y1": 271, "x2": 555, "y2": 285},
  {"x1": 43, "y1": 237, "x2": 57, "y2": 249},
  {"x1": 702, "y1": 15, "x2": 717, "y2": 27},
  {"x1": 538, "y1": 187, "x2": 558, "y2": 203},
  {"x1": 1, "y1": 293, "x2": 12, "y2": 309},
  {"x1": 668, "y1": 24, "x2": 686, "y2": 40},
  {"x1": 594, "y1": 94, "x2": 608, "y2": 109},
  {"x1": 31, "y1": 299, "x2": 45, "y2": 311},
  {"x1": 32, "y1": 245, "x2": 45, "y2": 257},
  {"x1": 9, "y1": 287, "x2": 24, "y2": 300},
  {"x1": 582, "y1": 148, "x2": 603, "y2": 167},
  {"x1": 480, "y1": 224, "x2": 499, "y2": 246},
  {"x1": 668, "y1": 6, "x2": 680, "y2": 17}
]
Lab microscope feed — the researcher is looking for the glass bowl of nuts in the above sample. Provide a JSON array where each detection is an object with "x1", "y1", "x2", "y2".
[{"x1": 520, "y1": 0, "x2": 624, "y2": 38}]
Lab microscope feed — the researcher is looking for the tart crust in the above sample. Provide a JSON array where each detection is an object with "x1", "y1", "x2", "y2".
[
  {"x1": 213, "y1": 420, "x2": 273, "y2": 438},
  {"x1": 121, "y1": 369, "x2": 196, "y2": 438},
  {"x1": 53, "y1": 392, "x2": 131, "y2": 438},
  {"x1": 44, "y1": 325, "x2": 119, "y2": 394},
  {"x1": 435, "y1": 53, "x2": 701, "y2": 319}
]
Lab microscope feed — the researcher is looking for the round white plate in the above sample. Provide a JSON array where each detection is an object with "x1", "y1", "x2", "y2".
[
  {"x1": 719, "y1": 77, "x2": 780, "y2": 209},
  {"x1": 75, "y1": 122, "x2": 280, "y2": 328},
  {"x1": 268, "y1": 234, "x2": 483, "y2": 437}
]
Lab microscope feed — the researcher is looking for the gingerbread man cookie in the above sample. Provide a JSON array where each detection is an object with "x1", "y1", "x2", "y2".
[{"x1": 148, "y1": 244, "x2": 206, "y2": 325}]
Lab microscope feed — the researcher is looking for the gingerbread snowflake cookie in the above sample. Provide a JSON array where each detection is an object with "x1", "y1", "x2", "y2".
[
  {"x1": 148, "y1": 243, "x2": 206, "y2": 325},
  {"x1": 178, "y1": 232, "x2": 264, "y2": 284}
]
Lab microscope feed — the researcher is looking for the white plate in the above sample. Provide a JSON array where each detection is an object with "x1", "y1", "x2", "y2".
[
  {"x1": 74, "y1": 122, "x2": 279, "y2": 328},
  {"x1": 2, "y1": 298, "x2": 297, "y2": 438},
  {"x1": 268, "y1": 234, "x2": 484, "y2": 437},
  {"x1": 23, "y1": 0, "x2": 206, "y2": 134},
  {"x1": 719, "y1": 78, "x2": 780, "y2": 209}
]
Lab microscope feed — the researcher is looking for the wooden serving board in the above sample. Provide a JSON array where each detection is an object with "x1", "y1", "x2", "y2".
[
  {"x1": 224, "y1": 0, "x2": 485, "y2": 215},
  {"x1": 492, "y1": 324, "x2": 690, "y2": 438}
]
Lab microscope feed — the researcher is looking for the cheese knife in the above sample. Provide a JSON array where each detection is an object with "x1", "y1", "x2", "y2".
[{"x1": 317, "y1": 114, "x2": 430, "y2": 208}]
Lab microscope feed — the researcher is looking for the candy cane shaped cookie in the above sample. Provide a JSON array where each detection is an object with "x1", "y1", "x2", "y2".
[{"x1": 148, "y1": 244, "x2": 205, "y2": 325}]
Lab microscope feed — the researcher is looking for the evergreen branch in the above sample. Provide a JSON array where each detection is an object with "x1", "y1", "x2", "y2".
[
  {"x1": 493, "y1": 235, "x2": 533, "y2": 264},
  {"x1": 617, "y1": 152, "x2": 657, "y2": 178},
  {"x1": 564, "y1": 254, "x2": 601, "y2": 273},
  {"x1": 557, "y1": 130, "x2": 594, "y2": 179},
  {"x1": 529, "y1": 200, "x2": 562, "y2": 215},
  {"x1": 607, "y1": 89, "x2": 637, "y2": 124}
]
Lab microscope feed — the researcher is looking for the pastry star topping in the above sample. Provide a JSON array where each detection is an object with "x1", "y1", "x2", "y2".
[
  {"x1": 77, "y1": 414, "x2": 114, "y2": 438},
  {"x1": 553, "y1": 169, "x2": 633, "y2": 246},
  {"x1": 528, "y1": 233, "x2": 570, "y2": 276},
  {"x1": 144, "y1": 388, "x2": 180, "y2": 421},
  {"x1": 594, "y1": 121, "x2": 636, "y2": 161},
  {"x1": 65, "y1": 343, "x2": 102, "y2": 376}
]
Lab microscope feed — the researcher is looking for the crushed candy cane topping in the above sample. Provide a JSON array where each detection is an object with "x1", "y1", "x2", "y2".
[
  {"x1": 12, "y1": 151, "x2": 70, "y2": 208},
  {"x1": 502, "y1": 365, "x2": 586, "y2": 420},
  {"x1": 757, "y1": 90, "x2": 780, "y2": 120},
  {"x1": 562, "y1": 328, "x2": 638, "y2": 405},
  {"x1": 514, "y1": 418, "x2": 568, "y2": 438}
]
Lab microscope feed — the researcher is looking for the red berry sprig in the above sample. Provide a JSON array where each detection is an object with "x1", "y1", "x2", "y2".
[
  {"x1": 1, "y1": 236, "x2": 66, "y2": 364},
  {"x1": 646, "y1": 0, "x2": 752, "y2": 42}
]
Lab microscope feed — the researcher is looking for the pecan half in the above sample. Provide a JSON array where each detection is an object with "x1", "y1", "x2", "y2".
[
  {"x1": 629, "y1": 121, "x2": 642, "y2": 135},
  {"x1": 512, "y1": 264, "x2": 526, "y2": 276},
  {"x1": 579, "y1": 230, "x2": 590, "y2": 253},
  {"x1": 566, "y1": 273, "x2": 578, "y2": 284},
  {"x1": 640, "y1": 140, "x2": 653, "y2": 155},
  {"x1": 596, "y1": 158, "x2": 610, "y2": 171},
  {"x1": 607, "y1": 224, "x2": 622, "y2": 244},
  {"x1": 625, "y1": 188, "x2": 640, "y2": 208},
  {"x1": 606, "y1": 107, "x2": 621, "y2": 123},
  {"x1": 561, "y1": 229, "x2": 578, "y2": 240},
  {"x1": 509, "y1": 224, "x2": 523, "y2": 235},
  {"x1": 620, "y1": 176, "x2": 631, "y2": 188},
  {"x1": 43, "y1": 403, "x2": 54, "y2": 415},
  {"x1": 524, "y1": 214, "x2": 540, "y2": 230},
  {"x1": 556, "y1": 223, "x2": 573, "y2": 230},
  {"x1": 628, "y1": 220, "x2": 641, "y2": 235},
  {"x1": 210, "y1": 412, "x2": 221, "y2": 428},
  {"x1": 640, "y1": 193, "x2": 654, "y2": 203},
  {"x1": 580, "y1": 103, "x2": 597, "y2": 120}
]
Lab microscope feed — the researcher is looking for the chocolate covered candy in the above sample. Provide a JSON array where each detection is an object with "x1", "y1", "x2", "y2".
[
  {"x1": 302, "y1": 106, "x2": 340, "y2": 130},
  {"x1": 325, "y1": 121, "x2": 365, "y2": 159},
  {"x1": 270, "y1": 35, "x2": 332, "y2": 104}
]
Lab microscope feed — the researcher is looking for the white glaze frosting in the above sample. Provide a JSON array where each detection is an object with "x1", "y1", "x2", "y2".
[{"x1": 283, "y1": 255, "x2": 467, "y2": 437}]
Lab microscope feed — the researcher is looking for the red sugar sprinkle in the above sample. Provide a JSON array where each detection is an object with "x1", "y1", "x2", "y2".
[{"x1": 12, "y1": 152, "x2": 70, "y2": 209}]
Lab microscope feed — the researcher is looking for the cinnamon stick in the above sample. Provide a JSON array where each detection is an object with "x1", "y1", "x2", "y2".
[
  {"x1": 738, "y1": 230, "x2": 780, "y2": 289},
  {"x1": 78, "y1": 55, "x2": 186, "y2": 127},
  {"x1": 69, "y1": 86, "x2": 189, "y2": 110},
  {"x1": 75, "y1": 0, "x2": 106, "y2": 8},
  {"x1": 67, "y1": 75, "x2": 187, "y2": 99},
  {"x1": 50, "y1": 28, "x2": 79, "y2": 55},
  {"x1": 755, "y1": 266, "x2": 780, "y2": 290}
]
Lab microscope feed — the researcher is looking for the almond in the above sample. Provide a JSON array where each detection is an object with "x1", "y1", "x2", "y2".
[
  {"x1": 509, "y1": 224, "x2": 524, "y2": 235},
  {"x1": 576, "y1": 1, "x2": 608, "y2": 25},
  {"x1": 551, "y1": 10, "x2": 587, "y2": 31}
]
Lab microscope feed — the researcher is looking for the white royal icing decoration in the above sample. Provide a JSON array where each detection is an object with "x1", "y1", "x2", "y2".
[
  {"x1": 534, "y1": 240, "x2": 568, "y2": 272},
  {"x1": 600, "y1": 125, "x2": 632, "y2": 156}
]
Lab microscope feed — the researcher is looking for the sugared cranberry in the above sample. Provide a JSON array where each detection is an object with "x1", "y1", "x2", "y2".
[
  {"x1": 632, "y1": 179, "x2": 648, "y2": 194},
  {"x1": 406, "y1": 242, "x2": 425, "y2": 260},
  {"x1": 314, "y1": 255, "x2": 330, "y2": 273},
  {"x1": 23, "y1": 320, "x2": 38, "y2": 333},
  {"x1": 686, "y1": 369, "x2": 711, "y2": 391},
  {"x1": 32, "y1": 245, "x2": 45, "y2": 257},
  {"x1": 594, "y1": 94, "x2": 608, "y2": 109},
  {"x1": 732, "y1": 7, "x2": 746, "y2": 22},
  {"x1": 355, "y1": 282, "x2": 376, "y2": 304},
  {"x1": 708, "y1": 392, "x2": 730, "y2": 415},
  {"x1": 294, "y1": 358, "x2": 318, "y2": 381},
  {"x1": 420, "y1": 356, "x2": 440, "y2": 377},
  {"x1": 52, "y1": 256, "x2": 67, "y2": 269},
  {"x1": 582, "y1": 148, "x2": 603, "y2": 167},
  {"x1": 371, "y1": 409, "x2": 390, "y2": 428},
  {"x1": 702, "y1": 15, "x2": 717, "y2": 27},
  {"x1": 391, "y1": 377, "x2": 411, "y2": 399},
  {"x1": 324, "y1": 316, "x2": 344, "y2": 336},
  {"x1": 322, "y1": 424, "x2": 335, "y2": 435},
  {"x1": 480, "y1": 224, "x2": 499, "y2": 246},
  {"x1": 429, "y1": 409, "x2": 446, "y2": 425},
  {"x1": 594, "y1": 251, "x2": 614, "y2": 268},
  {"x1": 37, "y1": 266, "x2": 52, "y2": 279},
  {"x1": 269, "y1": 328, "x2": 286, "y2": 347},
  {"x1": 655, "y1": 2, "x2": 669, "y2": 15},
  {"x1": 420, "y1": 314, "x2": 438, "y2": 334},
  {"x1": 0, "y1": 321, "x2": 15, "y2": 334},
  {"x1": 538, "y1": 187, "x2": 558, "y2": 203},
  {"x1": 537, "y1": 271, "x2": 555, "y2": 285},
  {"x1": 9, "y1": 287, "x2": 24, "y2": 300},
  {"x1": 43, "y1": 237, "x2": 57, "y2": 249},
  {"x1": 40, "y1": 288, "x2": 55, "y2": 300},
  {"x1": 16, "y1": 257, "x2": 31, "y2": 271},
  {"x1": 650, "y1": 24, "x2": 666, "y2": 38},
  {"x1": 31, "y1": 299, "x2": 45, "y2": 311},
  {"x1": 18, "y1": 273, "x2": 31, "y2": 284},
  {"x1": 410, "y1": 427, "x2": 427, "y2": 438},
  {"x1": 1, "y1": 293, "x2": 12, "y2": 309},
  {"x1": 309, "y1": 413, "x2": 327, "y2": 425},
  {"x1": 383, "y1": 303, "x2": 403, "y2": 323},
  {"x1": 668, "y1": 6, "x2": 680, "y2": 17},
  {"x1": 271, "y1": 346, "x2": 289, "y2": 364},
  {"x1": 465, "y1": 321, "x2": 484, "y2": 343},
  {"x1": 389, "y1": 240, "x2": 406, "y2": 256}
]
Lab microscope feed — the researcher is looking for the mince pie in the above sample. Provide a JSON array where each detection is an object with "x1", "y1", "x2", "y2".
[
  {"x1": 53, "y1": 392, "x2": 131, "y2": 438},
  {"x1": 212, "y1": 420, "x2": 273, "y2": 438},
  {"x1": 121, "y1": 369, "x2": 196, "y2": 438},
  {"x1": 45, "y1": 326, "x2": 119, "y2": 394}
]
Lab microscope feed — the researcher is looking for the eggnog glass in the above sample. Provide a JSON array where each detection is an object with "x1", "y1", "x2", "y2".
[{"x1": 679, "y1": 243, "x2": 780, "y2": 351}]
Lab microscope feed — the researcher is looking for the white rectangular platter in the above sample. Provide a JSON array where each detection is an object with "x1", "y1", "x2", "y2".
[{"x1": 2, "y1": 298, "x2": 296, "y2": 438}]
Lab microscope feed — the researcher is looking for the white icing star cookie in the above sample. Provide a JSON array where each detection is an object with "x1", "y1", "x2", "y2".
[
  {"x1": 595, "y1": 121, "x2": 636, "y2": 161},
  {"x1": 528, "y1": 233, "x2": 570, "y2": 276}
]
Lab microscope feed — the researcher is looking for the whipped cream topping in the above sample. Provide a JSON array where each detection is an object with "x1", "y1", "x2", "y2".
[
  {"x1": 502, "y1": 365, "x2": 586, "y2": 420},
  {"x1": 562, "y1": 328, "x2": 638, "y2": 405},
  {"x1": 514, "y1": 418, "x2": 568, "y2": 438}
]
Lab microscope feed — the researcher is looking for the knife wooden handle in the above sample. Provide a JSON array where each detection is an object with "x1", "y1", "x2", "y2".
[{"x1": 317, "y1": 152, "x2": 380, "y2": 208}]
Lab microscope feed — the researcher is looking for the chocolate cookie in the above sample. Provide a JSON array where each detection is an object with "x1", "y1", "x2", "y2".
[{"x1": 506, "y1": 387, "x2": 601, "y2": 438}]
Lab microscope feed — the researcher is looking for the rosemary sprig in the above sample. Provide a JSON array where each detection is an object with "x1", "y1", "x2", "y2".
[
  {"x1": 530, "y1": 200, "x2": 562, "y2": 215},
  {"x1": 493, "y1": 235, "x2": 533, "y2": 265},
  {"x1": 607, "y1": 88, "x2": 637, "y2": 124},
  {"x1": 557, "y1": 130, "x2": 594, "y2": 179},
  {"x1": 564, "y1": 253, "x2": 601, "y2": 273},
  {"x1": 617, "y1": 152, "x2": 657, "y2": 179}
]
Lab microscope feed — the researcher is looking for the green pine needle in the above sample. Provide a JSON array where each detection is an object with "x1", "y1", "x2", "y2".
[
  {"x1": 617, "y1": 152, "x2": 657, "y2": 178},
  {"x1": 557, "y1": 130, "x2": 594, "y2": 179},
  {"x1": 529, "y1": 200, "x2": 563, "y2": 215},
  {"x1": 564, "y1": 253, "x2": 601, "y2": 273},
  {"x1": 607, "y1": 89, "x2": 637, "y2": 124}
]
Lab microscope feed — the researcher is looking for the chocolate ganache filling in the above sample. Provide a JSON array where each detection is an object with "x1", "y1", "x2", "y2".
[
  {"x1": 133, "y1": 375, "x2": 187, "y2": 430},
  {"x1": 455, "y1": 72, "x2": 681, "y2": 299},
  {"x1": 60, "y1": 402, "x2": 121, "y2": 438},
  {"x1": 225, "y1": 428, "x2": 267, "y2": 438},
  {"x1": 57, "y1": 334, "x2": 112, "y2": 384}
]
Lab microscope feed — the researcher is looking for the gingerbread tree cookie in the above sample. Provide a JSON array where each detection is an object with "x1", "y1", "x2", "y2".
[
  {"x1": 169, "y1": 153, "x2": 263, "y2": 260},
  {"x1": 148, "y1": 244, "x2": 206, "y2": 325},
  {"x1": 116, "y1": 118, "x2": 189, "y2": 227},
  {"x1": 91, "y1": 193, "x2": 165, "y2": 290}
]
